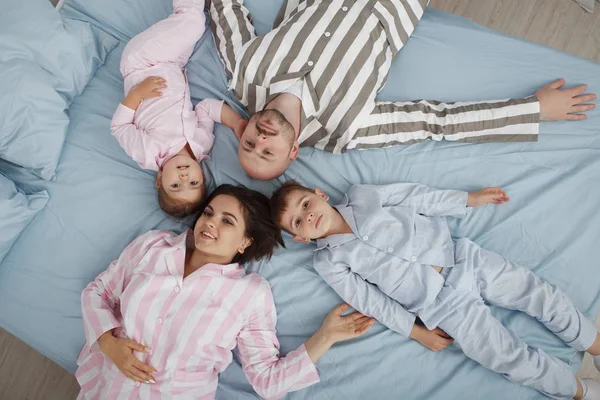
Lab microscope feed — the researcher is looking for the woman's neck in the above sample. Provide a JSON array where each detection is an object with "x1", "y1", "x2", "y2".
[{"x1": 184, "y1": 248, "x2": 233, "y2": 278}]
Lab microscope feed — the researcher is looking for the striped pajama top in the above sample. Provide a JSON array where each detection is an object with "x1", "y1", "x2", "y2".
[
  {"x1": 76, "y1": 230, "x2": 319, "y2": 400},
  {"x1": 210, "y1": 0, "x2": 540, "y2": 153}
]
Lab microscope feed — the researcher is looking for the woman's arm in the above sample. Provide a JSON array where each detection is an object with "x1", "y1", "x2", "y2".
[
  {"x1": 304, "y1": 303, "x2": 374, "y2": 363},
  {"x1": 236, "y1": 279, "x2": 373, "y2": 400},
  {"x1": 80, "y1": 232, "x2": 159, "y2": 380}
]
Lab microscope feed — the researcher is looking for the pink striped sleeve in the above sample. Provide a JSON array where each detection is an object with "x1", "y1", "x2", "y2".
[
  {"x1": 81, "y1": 231, "x2": 158, "y2": 355},
  {"x1": 236, "y1": 279, "x2": 320, "y2": 400}
]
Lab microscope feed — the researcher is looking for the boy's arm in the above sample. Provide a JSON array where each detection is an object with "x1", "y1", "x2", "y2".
[
  {"x1": 314, "y1": 254, "x2": 415, "y2": 337},
  {"x1": 350, "y1": 183, "x2": 469, "y2": 218}
]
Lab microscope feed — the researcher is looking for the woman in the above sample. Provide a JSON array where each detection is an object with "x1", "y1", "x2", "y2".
[{"x1": 76, "y1": 184, "x2": 375, "y2": 399}]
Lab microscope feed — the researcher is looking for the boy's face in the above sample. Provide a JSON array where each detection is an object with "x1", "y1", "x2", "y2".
[
  {"x1": 280, "y1": 189, "x2": 335, "y2": 242},
  {"x1": 158, "y1": 154, "x2": 205, "y2": 204}
]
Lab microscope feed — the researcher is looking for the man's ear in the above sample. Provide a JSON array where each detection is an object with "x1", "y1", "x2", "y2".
[
  {"x1": 293, "y1": 235, "x2": 311, "y2": 243},
  {"x1": 156, "y1": 171, "x2": 162, "y2": 189},
  {"x1": 314, "y1": 188, "x2": 329, "y2": 201},
  {"x1": 290, "y1": 141, "x2": 300, "y2": 161}
]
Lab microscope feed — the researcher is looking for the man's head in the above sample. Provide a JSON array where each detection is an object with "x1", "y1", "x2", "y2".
[
  {"x1": 157, "y1": 153, "x2": 206, "y2": 218},
  {"x1": 238, "y1": 109, "x2": 299, "y2": 181},
  {"x1": 270, "y1": 180, "x2": 337, "y2": 242}
]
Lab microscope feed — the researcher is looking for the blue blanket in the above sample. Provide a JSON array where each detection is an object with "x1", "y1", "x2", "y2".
[{"x1": 1, "y1": 4, "x2": 599, "y2": 399}]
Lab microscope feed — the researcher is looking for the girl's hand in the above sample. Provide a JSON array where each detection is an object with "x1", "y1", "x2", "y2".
[
  {"x1": 132, "y1": 76, "x2": 167, "y2": 100},
  {"x1": 412, "y1": 326, "x2": 454, "y2": 352},
  {"x1": 98, "y1": 331, "x2": 157, "y2": 383},
  {"x1": 122, "y1": 76, "x2": 167, "y2": 110},
  {"x1": 317, "y1": 304, "x2": 375, "y2": 345},
  {"x1": 467, "y1": 187, "x2": 509, "y2": 207}
]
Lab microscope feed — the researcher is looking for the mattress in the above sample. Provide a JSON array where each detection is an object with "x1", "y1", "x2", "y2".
[{"x1": 1, "y1": 3, "x2": 599, "y2": 399}]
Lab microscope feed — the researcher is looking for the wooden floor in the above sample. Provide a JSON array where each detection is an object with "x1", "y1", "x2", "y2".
[
  {"x1": 2, "y1": 1, "x2": 600, "y2": 399},
  {"x1": 430, "y1": 0, "x2": 600, "y2": 63}
]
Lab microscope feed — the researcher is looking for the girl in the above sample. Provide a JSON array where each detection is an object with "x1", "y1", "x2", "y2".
[
  {"x1": 111, "y1": 0, "x2": 246, "y2": 218},
  {"x1": 76, "y1": 184, "x2": 375, "y2": 399}
]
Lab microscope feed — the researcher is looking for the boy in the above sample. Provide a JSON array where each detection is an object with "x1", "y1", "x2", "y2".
[{"x1": 271, "y1": 180, "x2": 600, "y2": 400}]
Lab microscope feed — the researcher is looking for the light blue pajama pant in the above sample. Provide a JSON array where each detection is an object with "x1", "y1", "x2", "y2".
[{"x1": 418, "y1": 238, "x2": 597, "y2": 400}]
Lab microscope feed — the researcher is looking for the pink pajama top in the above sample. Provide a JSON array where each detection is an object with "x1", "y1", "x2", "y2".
[{"x1": 76, "y1": 230, "x2": 320, "y2": 399}]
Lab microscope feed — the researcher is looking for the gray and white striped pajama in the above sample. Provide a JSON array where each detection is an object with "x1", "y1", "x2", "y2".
[{"x1": 210, "y1": 0, "x2": 540, "y2": 153}]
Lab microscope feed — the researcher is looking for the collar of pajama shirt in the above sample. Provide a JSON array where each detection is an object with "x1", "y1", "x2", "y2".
[{"x1": 163, "y1": 230, "x2": 245, "y2": 279}]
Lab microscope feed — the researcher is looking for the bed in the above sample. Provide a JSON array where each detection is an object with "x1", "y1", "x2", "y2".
[{"x1": 1, "y1": 0, "x2": 599, "y2": 399}]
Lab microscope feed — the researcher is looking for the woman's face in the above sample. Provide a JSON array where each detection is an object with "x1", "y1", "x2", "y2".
[{"x1": 193, "y1": 194, "x2": 251, "y2": 263}]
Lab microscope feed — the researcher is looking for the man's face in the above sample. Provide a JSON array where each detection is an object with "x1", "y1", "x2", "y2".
[{"x1": 237, "y1": 109, "x2": 299, "y2": 180}]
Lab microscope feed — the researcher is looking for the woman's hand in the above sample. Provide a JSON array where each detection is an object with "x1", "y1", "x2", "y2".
[
  {"x1": 410, "y1": 325, "x2": 454, "y2": 352},
  {"x1": 467, "y1": 187, "x2": 509, "y2": 207},
  {"x1": 98, "y1": 330, "x2": 157, "y2": 383},
  {"x1": 305, "y1": 304, "x2": 375, "y2": 363},
  {"x1": 122, "y1": 76, "x2": 167, "y2": 110},
  {"x1": 318, "y1": 303, "x2": 375, "y2": 345}
]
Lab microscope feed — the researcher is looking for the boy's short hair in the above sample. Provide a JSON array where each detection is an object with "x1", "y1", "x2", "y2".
[
  {"x1": 269, "y1": 180, "x2": 314, "y2": 233},
  {"x1": 158, "y1": 185, "x2": 204, "y2": 218}
]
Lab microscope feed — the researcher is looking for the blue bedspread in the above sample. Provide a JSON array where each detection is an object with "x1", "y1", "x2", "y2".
[{"x1": 1, "y1": 3, "x2": 599, "y2": 399}]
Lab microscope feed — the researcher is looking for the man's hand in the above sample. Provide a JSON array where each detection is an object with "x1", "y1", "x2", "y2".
[
  {"x1": 467, "y1": 188, "x2": 509, "y2": 207},
  {"x1": 537, "y1": 79, "x2": 596, "y2": 121}
]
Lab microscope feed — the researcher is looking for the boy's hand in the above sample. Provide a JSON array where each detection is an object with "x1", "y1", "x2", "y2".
[
  {"x1": 98, "y1": 330, "x2": 156, "y2": 384},
  {"x1": 122, "y1": 76, "x2": 167, "y2": 110},
  {"x1": 537, "y1": 79, "x2": 596, "y2": 121},
  {"x1": 410, "y1": 325, "x2": 454, "y2": 352},
  {"x1": 467, "y1": 187, "x2": 509, "y2": 207}
]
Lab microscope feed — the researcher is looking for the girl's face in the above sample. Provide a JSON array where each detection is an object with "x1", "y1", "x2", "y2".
[
  {"x1": 193, "y1": 194, "x2": 252, "y2": 263},
  {"x1": 159, "y1": 153, "x2": 205, "y2": 204}
]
